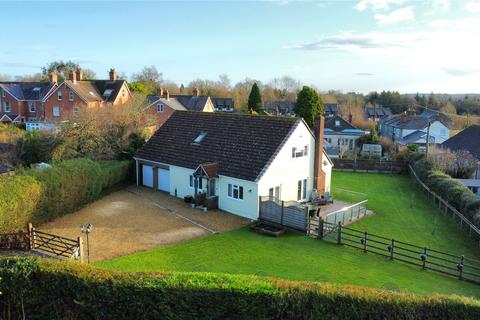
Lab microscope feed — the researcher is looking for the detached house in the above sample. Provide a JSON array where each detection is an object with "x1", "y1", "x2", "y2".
[
  {"x1": 379, "y1": 111, "x2": 450, "y2": 148},
  {"x1": 145, "y1": 87, "x2": 215, "y2": 127},
  {"x1": 324, "y1": 115, "x2": 367, "y2": 158},
  {"x1": 41, "y1": 68, "x2": 131, "y2": 127},
  {"x1": 0, "y1": 77, "x2": 57, "y2": 125},
  {"x1": 134, "y1": 112, "x2": 333, "y2": 219}
]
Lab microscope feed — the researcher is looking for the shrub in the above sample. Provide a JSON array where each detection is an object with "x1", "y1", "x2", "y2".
[
  {"x1": 0, "y1": 159, "x2": 131, "y2": 232},
  {"x1": 1, "y1": 257, "x2": 480, "y2": 320}
]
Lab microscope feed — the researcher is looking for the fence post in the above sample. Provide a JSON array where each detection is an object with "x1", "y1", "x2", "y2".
[
  {"x1": 421, "y1": 247, "x2": 428, "y2": 270},
  {"x1": 78, "y1": 236, "x2": 84, "y2": 263},
  {"x1": 281, "y1": 201, "x2": 285, "y2": 226},
  {"x1": 390, "y1": 239, "x2": 395, "y2": 260},
  {"x1": 319, "y1": 218, "x2": 324, "y2": 240},
  {"x1": 363, "y1": 232, "x2": 368, "y2": 252},
  {"x1": 458, "y1": 255, "x2": 464, "y2": 280},
  {"x1": 27, "y1": 223, "x2": 34, "y2": 250},
  {"x1": 337, "y1": 222, "x2": 342, "y2": 244}
]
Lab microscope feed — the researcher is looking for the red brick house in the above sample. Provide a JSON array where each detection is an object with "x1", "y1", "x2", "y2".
[{"x1": 42, "y1": 68, "x2": 131, "y2": 124}]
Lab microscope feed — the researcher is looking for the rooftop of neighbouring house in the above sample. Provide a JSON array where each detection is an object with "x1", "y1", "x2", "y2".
[
  {"x1": 135, "y1": 111, "x2": 305, "y2": 182},
  {"x1": 365, "y1": 107, "x2": 392, "y2": 118},
  {"x1": 0, "y1": 82, "x2": 56, "y2": 101},
  {"x1": 324, "y1": 103, "x2": 338, "y2": 114},
  {"x1": 381, "y1": 111, "x2": 450, "y2": 130},
  {"x1": 442, "y1": 125, "x2": 480, "y2": 160},
  {"x1": 264, "y1": 100, "x2": 295, "y2": 114},
  {"x1": 324, "y1": 115, "x2": 365, "y2": 135},
  {"x1": 63, "y1": 79, "x2": 128, "y2": 103}
]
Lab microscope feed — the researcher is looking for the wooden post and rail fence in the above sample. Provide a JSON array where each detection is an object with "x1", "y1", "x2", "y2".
[
  {"x1": 0, "y1": 223, "x2": 84, "y2": 262},
  {"x1": 310, "y1": 218, "x2": 480, "y2": 285}
]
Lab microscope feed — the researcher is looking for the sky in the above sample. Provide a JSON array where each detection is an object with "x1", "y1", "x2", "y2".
[{"x1": 1, "y1": 0, "x2": 480, "y2": 93}]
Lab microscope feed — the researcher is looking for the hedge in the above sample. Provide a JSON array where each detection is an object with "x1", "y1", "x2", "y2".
[
  {"x1": 0, "y1": 257, "x2": 479, "y2": 320},
  {"x1": 0, "y1": 159, "x2": 131, "y2": 232},
  {"x1": 411, "y1": 155, "x2": 480, "y2": 229}
]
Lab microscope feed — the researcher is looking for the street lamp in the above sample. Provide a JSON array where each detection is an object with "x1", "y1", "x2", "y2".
[{"x1": 80, "y1": 223, "x2": 93, "y2": 263}]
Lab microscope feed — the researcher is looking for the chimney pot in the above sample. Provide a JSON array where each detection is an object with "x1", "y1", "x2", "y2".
[
  {"x1": 49, "y1": 72, "x2": 58, "y2": 84},
  {"x1": 109, "y1": 68, "x2": 117, "y2": 81},
  {"x1": 162, "y1": 89, "x2": 170, "y2": 100},
  {"x1": 76, "y1": 69, "x2": 83, "y2": 81},
  {"x1": 157, "y1": 87, "x2": 164, "y2": 97},
  {"x1": 348, "y1": 114, "x2": 353, "y2": 123},
  {"x1": 192, "y1": 87, "x2": 200, "y2": 96},
  {"x1": 69, "y1": 70, "x2": 77, "y2": 82}
]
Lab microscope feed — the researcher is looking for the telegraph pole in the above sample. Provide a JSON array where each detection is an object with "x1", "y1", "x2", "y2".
[{"x1": 425, "y1": 121, "x2": 431, "y2": 156}]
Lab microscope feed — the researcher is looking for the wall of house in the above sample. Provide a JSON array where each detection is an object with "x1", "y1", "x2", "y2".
[
  {"x1": 428, "y1": 121, "x2": 450, "y2": 143},
  {"x1": 0, "y1": 92, "x2": 25, "y2": 120},
  {"x1": 258, "y1": 122, "x2": 315, "y2": 202},
  {"x1": 112, "y1": 82, "x2": 130, "y2": 105},
  {"x1": 146, "y1": 103, "x2": 176, "y2": 128},
  {"x1": 204, "y1": 99, "x2": 215, "y2": 112},
  {"x1": 324, "y1": 133, "x2": 362, "y2": 153},
  {"x1": 322, "y1": 153, "x2": 332, "y2": 193},
  {"x1": 44, "y1": 84, "x2": 87, "y2": 121}
]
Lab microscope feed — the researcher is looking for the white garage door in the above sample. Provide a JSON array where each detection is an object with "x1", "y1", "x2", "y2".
[
  {"x1": 157, "y1": 168, "x2": 170, "y2": 192},
  {"x1": 142, "y1": 165, "x2": 154, "y2": 188}
]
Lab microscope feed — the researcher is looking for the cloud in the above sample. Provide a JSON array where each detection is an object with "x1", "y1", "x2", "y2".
[
  {"x1": 443, "y1": 68, "x2": 479, "y2": 76},
  {"x1": 355, "y1": 0, "x2": 405, "y2": 11},
  {"x1": 427, "y1": 19, "x2": 453, "y2": 27},
  {"x1": 2, "y1": 62, "x2": 41, "y2": 69},
  {"x1": 374, "y1": 6, "x2": 414, "y2": 24},
  {"x1": 465, "y1": 1, "x2": 480, "y2": 12},
  {"x1": 355, "y1": 72, "x2": 375, "y2": 76}
]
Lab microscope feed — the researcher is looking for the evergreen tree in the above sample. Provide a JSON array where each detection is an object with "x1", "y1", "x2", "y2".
[
  {"x1": 293, "y1": 86, "x2": 323, "y2": 127},
  {"x1": 247, "y1": 83, "x2": 263, "y2": 112}
]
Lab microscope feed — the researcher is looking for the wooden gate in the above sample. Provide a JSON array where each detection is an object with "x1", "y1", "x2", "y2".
[{"x1": 259, "y1": 196, "x2": 309, "y2": 232}]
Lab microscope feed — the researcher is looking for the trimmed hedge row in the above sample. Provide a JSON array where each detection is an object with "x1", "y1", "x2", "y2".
[
  {"x1": 0, "y1": 159, "x2": 131, "y2": 232},
  {"x1": 1, "y1": 257, "x2": 479, "y2": 320},
  {"x1": 411, "y1": 155, "x2": 480, "y2": 227}
]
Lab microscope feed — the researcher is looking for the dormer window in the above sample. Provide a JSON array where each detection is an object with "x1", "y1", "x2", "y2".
[
  {"x1": 193, "y1": 132, "x2": 207, "y2": 144},
  {"x1": 57, "y1": 91, "x2": 62, "y2": 101},
  {"x1": 69, "y1": 91, "x2": 74, "y2": 101},
  {"x1": 28, "y1": 102, "x2": 36, "y2": 112},
  {"x1": 157, "y1": 104, "x2": 164, "y2": 113},
  {"x1": 335, "y1": 120, "x2": 340, "y2": 127},
  {"x1": 103, "y1": 89, "x2": 113, "y2": 97}
]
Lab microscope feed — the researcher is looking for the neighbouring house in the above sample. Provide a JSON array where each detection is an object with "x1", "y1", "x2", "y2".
[
  {"x1": 134, "y1": 111, "x2": 333, "y2": 219},
  {"x1": 145, "y1": 87, "x2": 215, "y2": 127},
  {"x1": 323, "y1": 115, "x2": 367, "y2": 158},
  {"x1": 211, "y1": 98, "x2": 235, "y2": 112},
  {"x1": 0, "y1": 77, "x2": 58, "y2": 126},
  {"x1": 264, "y1": 100, "x2": 295, "y2": 116},
  {"x1": 442, "y1": 125, "x2": 480, "y2": 195},
  {"x1": 38, "y1": 68, "x2": 131, "y2": 130},
  {"x1": 324, "y1": 103, "x2": 339, "y2": 118},
  {"x1": 379, "y1": 111, "x2": 450, "y2": 149},
  {"x1": 364, "y1": 106, "x2": 392, "y2": 122}
]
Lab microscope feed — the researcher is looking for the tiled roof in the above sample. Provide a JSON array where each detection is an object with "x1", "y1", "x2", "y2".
[
  {"x1": 382, "y1": 113, "x2": 449, "y2": 130},
  {"x1": 146, "y1": 95, "x2": 187, "y2": 111},
  {"x1": 324, "y1": 104, "x2": 338, "y2": 113},
  {"x1": 64, "y1": 80, "x2": 127, "y2": 103},
  {"x1": 324, "y1": 115, "x2": 363, "y2": 133},
  {"x1": 365, "y1": 107, "x2": 392, "y2": 118},
  {"x1": 171, "y1": 95, "x2": 210, "y2": 111},
  {"x1": 264, "y1": 101, "x2": 295, "y2": 113},
  {"x1": 135, "y1": 111, "x2": 300, "y2": 181},
  {"x1": 0, "y1": 82, "x2": 55, "y2": 101},
  {"x1": 442, "y1": 125, "x2": 480, "y2": 160},
  {"x1": 212, "y1": 98, "x2": 234, "y2": 110}
]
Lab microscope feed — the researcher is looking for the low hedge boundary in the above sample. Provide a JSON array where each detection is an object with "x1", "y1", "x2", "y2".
[
  {"x1": 0, "y1": 159, "x2": 131, "y2": 233},
  {"x1": 1, "y1": 257, "x2": 479, "y2": 320},
  {"x1": 411, "y1": 155, "x2": 480, "y2": 228}
]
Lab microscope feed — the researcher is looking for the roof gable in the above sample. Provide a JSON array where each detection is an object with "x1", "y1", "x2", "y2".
[
  {"x1": 324, "y1": 115, "x2": 361, "y2": 132},
  {"x1": 0, "y1": 82, "x2": 55, "y2": 101},
  {"x1": 135, "y1": 112, "x2": 299, "y2": 181},
  {"x1": 442, "y1": 125, "x2": 480, "y2": 160}
]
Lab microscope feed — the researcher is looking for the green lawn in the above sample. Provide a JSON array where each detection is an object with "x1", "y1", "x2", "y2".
[{"x1": 96, "y1": 172, "x2": 480, "y2": 298}]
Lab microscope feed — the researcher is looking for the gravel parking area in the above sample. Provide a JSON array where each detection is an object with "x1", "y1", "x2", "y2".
[{"x1": 39, "y1": 186, "x2": 250, "y2": 262}]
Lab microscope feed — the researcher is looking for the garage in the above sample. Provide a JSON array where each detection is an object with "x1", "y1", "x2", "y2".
[
  {"x1": 142, "y1": 165, "x2": 154, "y2": 188},
  {"x1": 157, "y1": 168, "x2": 170, "y2": 192}
]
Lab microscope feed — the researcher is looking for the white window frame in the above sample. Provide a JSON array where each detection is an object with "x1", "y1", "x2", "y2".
[
  {"x1": 292, "y1": 145, "x2": 309, "y2": 158},
  {"x1": 269, "y1": 185, "x2": 281, "y2": 199},
  {"x1": 189, "y1": 175, "x2": 204, "y2": 190},
  {"x1": 57, "y1": 91, "x2": 62, "y2": 101},
  {"x1": 73, "y1": 105, "x2": 80, "y2": 114},
  {"x1": 28, "y1": 102, "x2": 36, "y2": 112},
  {"x1": 227, "y1": 183, "x2": 244, "y2": 201},
  {"x1": 4, "y1": 101, "x2": 11, "y2": 113},
  {"x1": 297, "y1": 179, "x2": 307, "y2": 201},
  {"x1": 69, "y1": 90, "x2": 74, "y2": 102},
  {"x1": 1, "y1": 89, "x2": 5, "y2": 98},
  {"x1": 53, "y1": 106, "x2": 60, "y2": 117},
  {"x1": 157, "y1": 103, "x2": 164, "y2": 113}
]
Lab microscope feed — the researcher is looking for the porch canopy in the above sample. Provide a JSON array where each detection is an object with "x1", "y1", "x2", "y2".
[{"x1": 193, "y1": 162, "x2": 218, "y2": 196}]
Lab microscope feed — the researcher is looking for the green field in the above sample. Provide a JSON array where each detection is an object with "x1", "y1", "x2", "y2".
[{"x1": 97, "y1": 172, "x2": 480, "y2": 298}]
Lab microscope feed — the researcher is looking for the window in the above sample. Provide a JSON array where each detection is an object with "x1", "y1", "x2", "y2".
[
  {"x1": 122, "y1": 89, "x2": 126, "y2": 97},
  {"x1": 69, "y1": 91, "x2": 74, "y2": 101},
  {"x1": 4, "y1": 101, "x2": 11, "y2": 113},
  {"x1": 73, "y1": 105, "x2": 80, "y2": 114},
  {"x1": 292, "y1": 145, "x2": 309, "y2": 158},
  {"x1": 297, "y1": 179, "x2": 307, "y2": 201},
  {"x1": 193, "y1": 131, "x2": 207, "y2": 144},
  {"x1": 1, "y1": 89, "x2": 5, "y2": 98},
  {"x1": 157, "y1": 104, "x2": 164, "y2": 113},
  {"x1": 335, "y1": 120, "x2": 340, "y2": 127},
  {"x1": 228, "y1": 184, "x2": 243, "y2": 200},
  {"x1": 189, "y1": 175, "x2": 203, "y2": 189},
  {"x1": 28, "y1": 102, "x2": 36, "y2": 112},
  {"x1": 189, "y1": 175, "x2": 194, "y2": 188},
  {"x1": 57, "y1": 91, "x2": 62, "y2": 101},
  {"x1": 269, "y1": 186, "x2": 281, "y2": 199},
  {"x1": 103, "y1": 89, "x2": 113, "y2": 97},
  {"x1": 53, "y1": 106, "x2": 60, "y2": 117}
]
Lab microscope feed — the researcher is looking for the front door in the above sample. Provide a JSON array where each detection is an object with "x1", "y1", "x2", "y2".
[
  {"x1": 157, "y1": 168, "x2": 170, "y2": 192},
  {"x1": 208, "y1": 179, "x2": 216, "y2": 197}
]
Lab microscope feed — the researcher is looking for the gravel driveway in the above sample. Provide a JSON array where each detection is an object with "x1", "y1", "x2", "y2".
[{"x1": 39, "y1": 186, "x2": 250, "y2": 262}]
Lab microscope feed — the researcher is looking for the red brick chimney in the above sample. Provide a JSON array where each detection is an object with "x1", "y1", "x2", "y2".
[
  {"x1": 192, "y1": 87, "x2": 200, "y2": 97},
  {"x1": 157, "y1": 87, "x2": 163, "y2": 97},
  {"x1": 109, "y1": 68, "x2": 117, "y2": 81},
  {"x1": 314, "y1": 115, "x2": 326, "y2": 195},
  {"x1": 49, "y1": 71, "x2": 58, "y2": 84},
  {"x1": 69, "y1": 69, "x2": 77, "y2": 82},
  {"x1": 76, "y1": 69, "x2": 83, "y2": 81},
  {"x1": 348, "y1": 114, "x2": 353, "y2": 124},
  {"x1": 162, "y1": 89, "x2": 170, "y2": 100}
]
